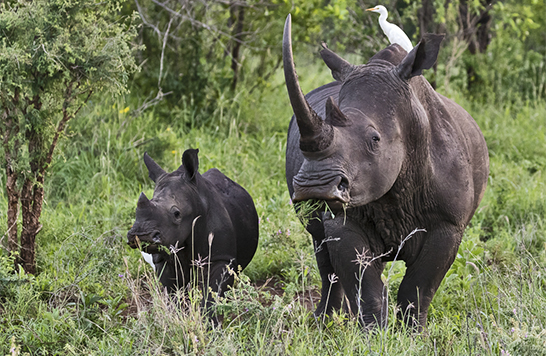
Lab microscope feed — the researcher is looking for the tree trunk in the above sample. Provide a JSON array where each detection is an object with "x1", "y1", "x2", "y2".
[
  {"x1": 3, "y1": 90, "x2": 21, "y2": 259},
  {"x1": 475, "y1": 9, "x2": 491, "y2": 53},
  {"x1": 230, "y1": 3, "x2": 245, "y2": 91},
  {"x1": 418, "y1": 0, "x2": 439, "y2": 88},
  {"x1": 6, "y1": 166, "x2": 19, "y2": 254},
  {"x1": 19, "y1": 177, "x2": 44, "y2": 275},
  {"x1": 458, "y1": 0, "x2": 493, "y2": 94},
  {"x1": 17, "y1": 94, "x2": 45, "y2": 275},
  {"x1": 418, "y1": 0, "x2": 436, "y2": 36},
  {"x1": 458, "y1": 0, "x2": 492, "y2": 54}
]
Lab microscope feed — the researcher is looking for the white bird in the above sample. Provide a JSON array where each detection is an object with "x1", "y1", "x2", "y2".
[{"x1": 366, "y1": 5, "x2": 413, "y2": 53}]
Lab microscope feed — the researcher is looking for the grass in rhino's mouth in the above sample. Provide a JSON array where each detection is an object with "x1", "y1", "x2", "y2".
[
  {"x1": 135, "y1": 237, "x2": 170, "y2": 254},
  {"x1": 295, "y1": 199, "x2": 347, "y2": 225},
  {"x1": 295, "y1": 199, "x2": 327, "y2": 222}
]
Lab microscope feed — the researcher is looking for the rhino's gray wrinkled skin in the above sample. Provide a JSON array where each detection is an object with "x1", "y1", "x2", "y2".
[
  {"x1": 127, "y1": 149, "x2": 259, "y2": 319},
  {"x1": 283, "y1": 15, "x2": 488, "y2": 329}
]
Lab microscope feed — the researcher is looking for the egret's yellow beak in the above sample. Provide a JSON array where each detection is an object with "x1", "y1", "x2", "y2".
[{"x1": 366, "y1": 7, "x2": 377, "y2": 11}]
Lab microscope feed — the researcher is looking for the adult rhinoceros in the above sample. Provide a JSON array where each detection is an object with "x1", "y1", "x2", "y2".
[
  {"x1": 127, "y1": 149, "x2": 259, "y2": 320},
  {"x1": 283, "y1": 15, "x2": 488, "y2": 329}
]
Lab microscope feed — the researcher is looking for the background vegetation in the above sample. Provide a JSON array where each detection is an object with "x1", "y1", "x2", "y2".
[{"x1": 1, "y1": 0, "x2": 545, "y2": 354}]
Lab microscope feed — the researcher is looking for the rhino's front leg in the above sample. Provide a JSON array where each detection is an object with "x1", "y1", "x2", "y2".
[
  {"x1": 204, "y1": 260, "x2": 235, "y2": 298},
  {"x1": 153, "y1": 251, "x2": 190, "y2": 293},
  {"x1": 397, "y1": 223, "x2": 462, "y2": 330},
  {"x1": 306, "y1": 215, "x2": 345, "y2": 318},
  {"x1": 323, "y1": 213, "x2": 387, "y2": 327}
]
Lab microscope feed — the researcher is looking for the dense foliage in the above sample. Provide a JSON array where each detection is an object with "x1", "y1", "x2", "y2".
[
  {"x1": 126, "y1": 0, "x2": 357, "y2": 125},
  {"x1": 0, "y1": 0, "x2": 545, "y2": 354},
  {"x1": 129, "y1": 0, "x2": 544, "y2": 124}
]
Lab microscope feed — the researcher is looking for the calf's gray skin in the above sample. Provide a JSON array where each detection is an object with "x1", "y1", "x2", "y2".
[
  {"x1": 283, "y1": 15, "x2": 488, "y2": 329},
  {"x1": 127, "y1": 149, "x2": 259, "y2": 318}
]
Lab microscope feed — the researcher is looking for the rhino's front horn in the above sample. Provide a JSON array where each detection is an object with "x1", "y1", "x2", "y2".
[
  {"x1": 283, "y1": 14, "x2": 333, "y2": 152},
  {"x1": 137, "y1": 192, "x2": 151, "y2": 208}
]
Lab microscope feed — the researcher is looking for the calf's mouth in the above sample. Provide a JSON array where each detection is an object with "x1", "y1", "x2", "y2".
[{"x1": 127, "y1": 230, "x2": 162, "y2": 253}]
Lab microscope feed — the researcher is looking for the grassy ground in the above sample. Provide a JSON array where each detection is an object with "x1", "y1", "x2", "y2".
[{"x1": 1, "y1": 57, "x2": 546, "y2": 355}]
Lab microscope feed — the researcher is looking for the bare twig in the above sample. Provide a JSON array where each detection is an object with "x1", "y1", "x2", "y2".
[
  {"x1": 158, "y1": 18, "x2": 174, "y2": 92},
  {"x1": 353, "y1": 247, "x2": 393, "y2": 324},
  {"x1": 0, "y1": 219, "x2": 20, "y2": 252},
  {"x1": 134, "y1": 0, "x2": 162, "y2": 40},
  {"x1": 314, "y1": 236, "x2": 341, "y2": 254},
  {"x1": 149, "y1": 0, "x2": 257, "y2": 50},
  {"x1": 45, "y1": 84, "x2": 93, "y2": 173}
]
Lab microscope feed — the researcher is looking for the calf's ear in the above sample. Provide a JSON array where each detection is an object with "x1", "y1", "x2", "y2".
[
  {"x1": 144, "y1": 152, "x2": 166, "y2": 182},
  {"x1": 181, "y1": 148, "x2": 199, "y2": 181},
  {"x1": 396, "y1": 33, "x2": 444, "y2": 80}
]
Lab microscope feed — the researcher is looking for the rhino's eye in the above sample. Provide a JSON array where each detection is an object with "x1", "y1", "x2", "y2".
[
  {"x1": 338, "y1": 177, "x2": 349, "y2": 191},
  {"x1": 173, "y1": 210, "x2": 181, "y2": 218},
  {"x1": 366, "y1": 129, "x2": 381, "y2": 154},
  {"x1": 366, "y1": 127, "x2": 381, "y2": 147}
]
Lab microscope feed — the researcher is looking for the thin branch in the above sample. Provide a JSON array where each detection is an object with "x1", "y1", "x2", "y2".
[
  {"x1": 0, "y1": 219, "x2": 20, "y2": 252},
  {"x1": 158, "y1": 18, "x2": 174, "y2": 92},
  {"x1": 456, "y1": 0, "x2": 497, "y2": 40},
  {"x1": 469, "y1": 1, "x2": 496, "y2": 30},
  {"x1": 134, "y1": 0, "x2": 162, "y2": 40},
  {"x1": 116, "y1": 90, "x2": 173, "y2": 138},
  {"x1": 44, "y1": 85, "x2": 93, "y2": 173},
  {"x1": 150, "y1": 0, "x2": 255, "y2": 49}
]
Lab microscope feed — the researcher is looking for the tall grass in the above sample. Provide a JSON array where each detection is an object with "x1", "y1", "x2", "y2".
[{"x1": 1, "y1": 56, "x2": 546, "y2": 354}]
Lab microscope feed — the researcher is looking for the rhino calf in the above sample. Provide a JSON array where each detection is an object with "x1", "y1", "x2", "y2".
[{"x1": 127, "y1": 149, "x2": 259, "y2": 318}]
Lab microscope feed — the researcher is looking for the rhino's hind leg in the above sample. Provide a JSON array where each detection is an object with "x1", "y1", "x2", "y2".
[{"x1": 199, "y1": 260, "x2": 236, "y2": 326}]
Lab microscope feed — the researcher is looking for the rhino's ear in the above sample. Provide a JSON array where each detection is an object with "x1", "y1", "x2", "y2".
[
  {"x1": 396, "y1": 33, "x2": 444, "y2": 80},
  {"x1": 320, "y1": 42, "x2": 355, "y2": 82},
  {"x1": 325, "y1": 96, "x2": 350, "y2": 127},
  {"x1": 143, "y1": 152, "x2": 166, "y2": 182},
  {"x1": 181, "y1": 148, "x2": 199, "y2": 181}
]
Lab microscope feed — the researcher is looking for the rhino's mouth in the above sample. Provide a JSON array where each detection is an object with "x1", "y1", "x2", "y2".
[
  {"x1": 127, "y1": 231, "x2": 162, "y2": 253},
  {"x1": 292, "y1": 175, "x2": 350, "y2": 209},
  {"x1": 324, "y1": 199, "x2": 348, "y2": 212}
]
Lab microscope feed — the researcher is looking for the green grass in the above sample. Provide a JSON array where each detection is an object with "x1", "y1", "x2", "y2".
[{"x1": 1, "y1": 57, "x2": 546, "y2": 354}]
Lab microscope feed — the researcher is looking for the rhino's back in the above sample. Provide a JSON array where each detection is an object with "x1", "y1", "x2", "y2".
[
  {"x1": 438, "y1": 94, "x2": 489, "y2": 200},
  {"x1": 203, "y1": 168, "x2": 259, "y2": 269},
  {"x1": 415, "y1": 83, "x2": 489, "y2": 226}
]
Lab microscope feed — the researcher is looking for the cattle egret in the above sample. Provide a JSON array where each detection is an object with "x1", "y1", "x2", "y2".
[{"x1": 366, "y1": 5, "x2": 413, "y2": 52}]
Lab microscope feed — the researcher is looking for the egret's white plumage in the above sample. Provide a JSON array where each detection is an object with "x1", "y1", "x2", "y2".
[{"x1": 366, "y1": 5, "x2": 413, "y2": 52}]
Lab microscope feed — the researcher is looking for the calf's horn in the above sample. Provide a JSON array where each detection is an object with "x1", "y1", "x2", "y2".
[
  {"x1": 137, "y1": 192, "x2": 151, "y2": 208},
  {"x1": 283, "y1": 14, "x2": 333, "y2": 152}
]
